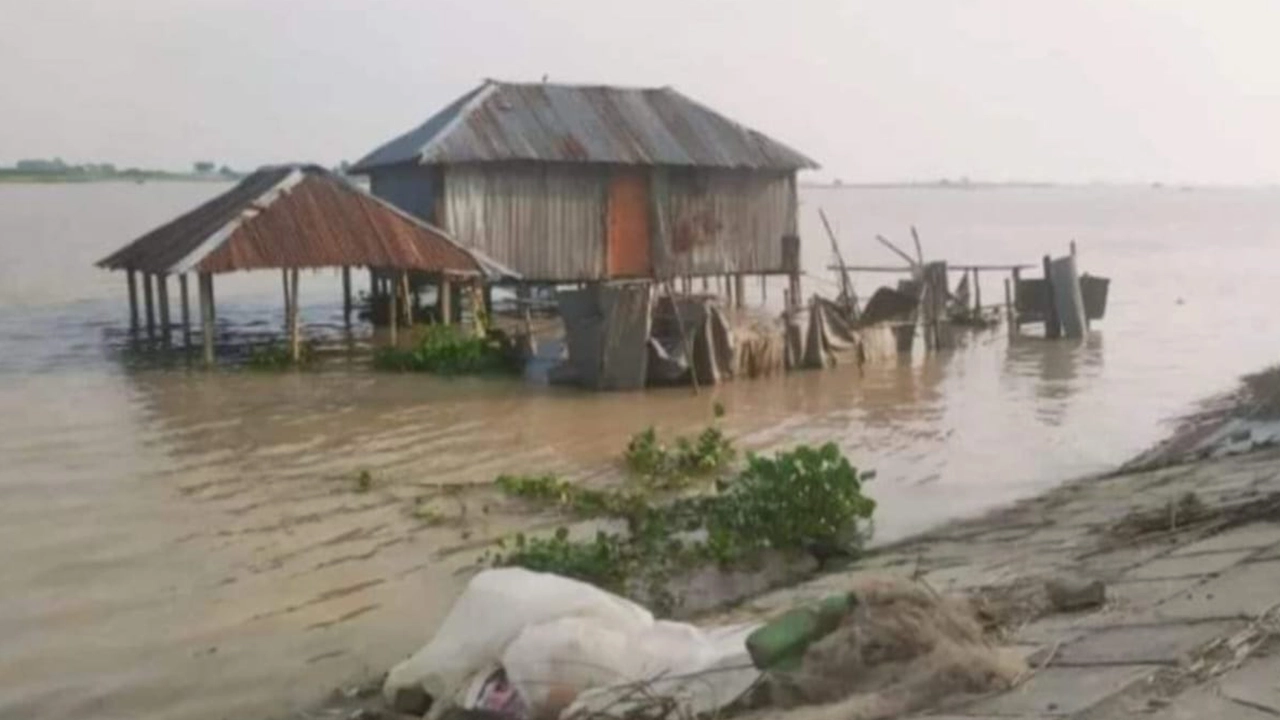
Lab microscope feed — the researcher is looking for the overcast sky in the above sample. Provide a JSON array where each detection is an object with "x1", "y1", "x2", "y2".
[{"x1": 4, "y1": 0, "x2": 1280, "y2": 183}]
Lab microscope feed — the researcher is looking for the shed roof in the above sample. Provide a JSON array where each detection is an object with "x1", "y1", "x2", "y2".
[
  {"x1": 350, "y1": 81, "x2": 819, "y2": 173},
  {"x1": 97, "y1": 165, "x2": 513, "y2": 277}
]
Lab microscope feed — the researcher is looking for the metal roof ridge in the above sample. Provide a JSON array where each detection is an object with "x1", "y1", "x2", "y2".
[{"x1": 169, "y1": 168, "x2": 306, "y2": 274}]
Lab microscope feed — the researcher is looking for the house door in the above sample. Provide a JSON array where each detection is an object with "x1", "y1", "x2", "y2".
[{"x1": 606, "y1": 169, "x2": 651, "y2": 277}]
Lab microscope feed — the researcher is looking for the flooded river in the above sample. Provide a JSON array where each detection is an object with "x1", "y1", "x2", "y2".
[{"x1": 3, "y1": 181, "x2": 1280, "y2": 719}]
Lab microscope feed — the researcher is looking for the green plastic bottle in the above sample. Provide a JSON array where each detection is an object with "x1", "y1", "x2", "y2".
[{"x1": 746, "y1": 592, "x2": 858, "y2": 671}]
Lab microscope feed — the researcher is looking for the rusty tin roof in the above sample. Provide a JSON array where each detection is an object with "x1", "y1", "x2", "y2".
[
  {"x1": 351, "y1": 81, "x2": 818, "y2": 173},
  {"x1": 96, "y1": 165, "x2": 513, "y2": 277}
]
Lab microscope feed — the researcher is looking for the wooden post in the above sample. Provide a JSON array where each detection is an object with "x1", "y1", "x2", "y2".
[
  {"x1": 341, "y1": 266, "x2": 352, "y2": 326},
  {"x1": 126, "y1": 269, "x2": 139, "y2": 331},
  {"x1": 387, "y1": 273, "x2": 398, "y2": 346},
  {"x1": 281, "y1": 269, "x2": 290, "y2": 328},
  {"x1": 701, "y1": 276, "x2": 708, "y2": 292},
  {"x1": 440, "y1": 276, "x2": 453, "y2": 326},
  {"x1": 143, "y1": 272, "x2": 156, "y2": 338},
  {"x1": 973, "y1": 268, "x2": 981, "y2": 312},
  {"x1": 1042, "y1": 255, "x2": 1061, "y2": 339},
  {"x1": 760, "y1": 274, "x2": 767, "y2": 303},
  {"x1": 198, "y1": 272, "x2": 214, "y2": 365},
  {"x1": 400, "y1": 272, "x2": 413, "y2": 326},
  {"x1": 734, "y1": 274, "x2": 745, "y2": 309},
  {"x1": 289, "y1": 268, "x2": 300, "y2": 362},
  {"x1": 1004, "y1": 278, "x2": 1014, "y2": 339},
  {"x1": 208, "y1": 274, "x2": 216, "y2": 324},
  {"x1": 179, "y1": 274, "x2": 191, "y2": 349},
  {"x1": 157, "y1": 274, "x2": 171, "y2": 344},
  {"x1": 1010, "y1": 268, "x2": 1022, "y2": 337}
]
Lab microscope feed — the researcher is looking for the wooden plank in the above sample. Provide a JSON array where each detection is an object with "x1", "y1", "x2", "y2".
[
  {"x1": 1049, "y1": 255, "x2": 1087, "y2": 339},
  {"x1": 1042, "y1": 255, "x2": 1061, "y2": 339}
]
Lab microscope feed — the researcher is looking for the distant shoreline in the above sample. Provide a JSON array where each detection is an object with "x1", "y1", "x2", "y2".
[{"x1": 0, "y1": 172, "x2": 239, "y2": 185}]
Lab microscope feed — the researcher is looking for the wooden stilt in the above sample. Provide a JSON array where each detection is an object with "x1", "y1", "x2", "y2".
[
  {"x1": 179, "y1": 274, "x2": 191, "y2": 349},
  {"x1": 207, "y1": 274, "x2": 216, "y2": 324},
  {"x1": 282, "y1": 269, "x2": 291, "y2": 330},
  {"x1": 1004, "y1": 278, "x2": 1014, "y2": 339},
  {"x1": 126, "y1": 269, "x2": 139, "y2": 331},
  {"x1": 199, "y1": 272, "x2": 214, "y2": 365},
  {"x1": 143, "y1": 273, "x2": 156, "y2": 338},
  {"x1": 400, "y1": 272, "x2": 413, "y2": 327},
  {"x1": 1042, "y1": 255, "x2": 1061, "y2": 339},
  {"x1": 440, "y1": 277, "x2": 453, "y2": 325},
  {"x1": 341, "y1": 266, "x2": 352, "y2": 326},
  {"x1": 157, "y1": 274, "x2": 171, "y2": 344},
  {"x1": 760, "y1": 275, "x2": 767, "y2": 303},
  {"x1": 387, "y1": 272, "x2": 398, "y2": 345},
  {"x1": 734, "y1": 274, "x2": 745, "y2": 309},
  {"x1": 289, "y1": 268, "x2": 300, "y2": 362},
  {"x1": 701, "y1": 276, "x2": 708, "y2": 292},
  {"x1": 973, "y1": 268, "x2": 981, "y2": 312}
]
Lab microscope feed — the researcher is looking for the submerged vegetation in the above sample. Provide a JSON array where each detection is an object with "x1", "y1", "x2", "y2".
[
  {"x1": 373, "y1": 325, "x2": 518, "y2": 376},
  {"x1": 245, "y1": 340, "x2": 316, "y2": 369},
  {"x1": 487, "y1": 410, "x2": 875, "y2": 610}
]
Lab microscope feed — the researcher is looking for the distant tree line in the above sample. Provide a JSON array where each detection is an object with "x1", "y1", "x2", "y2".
[{"x1": 1, "y1": 158, "x2": 243, "y2": 180}]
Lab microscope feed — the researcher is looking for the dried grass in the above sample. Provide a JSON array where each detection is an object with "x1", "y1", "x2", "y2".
[{"x1": 745, "y1": 576, "x2": 1027, "y2": 720}]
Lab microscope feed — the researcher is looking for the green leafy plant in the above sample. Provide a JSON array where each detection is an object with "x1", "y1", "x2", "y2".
[
  {"x1": 489, "y1": 437, "x2": 874, "y2": 612},
  {"x1": 373, "y1": 325, "x2": 517, "y2": 376}
]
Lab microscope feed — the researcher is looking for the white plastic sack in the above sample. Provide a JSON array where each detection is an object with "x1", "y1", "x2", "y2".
[
  {"x1": 384, "y1": 568, "x2": 762, "y2": 719},
  {"x1": 383, "y1": 568, "x2": 653, "y2": 717}
]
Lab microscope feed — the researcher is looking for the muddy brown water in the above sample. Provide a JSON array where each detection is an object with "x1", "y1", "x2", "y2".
[{"x1": 4, "y1": 182, "x2": 1280, "y2": 719}]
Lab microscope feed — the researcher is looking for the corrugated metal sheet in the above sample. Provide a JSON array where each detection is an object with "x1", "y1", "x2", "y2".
[
  {"x1": 369, "y1": 165, "x2": 440, "y2": 224},
  {"x1": 351, "y1": 81, "x2": 818, "y2": 172},
  {"x1": 96, "y1": 165, "x2": 489, "y2": 276},
  {"x1": 651, "y1": 169, "x2": 797, "y2": 276},
  {"x1": 443, "y1": 163, "x2": 608, "y2": 281}
]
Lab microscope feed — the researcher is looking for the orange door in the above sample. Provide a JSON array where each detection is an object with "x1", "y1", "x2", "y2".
[{"x1": 607, "y1": 170, "x2": 651, "y2": 277}]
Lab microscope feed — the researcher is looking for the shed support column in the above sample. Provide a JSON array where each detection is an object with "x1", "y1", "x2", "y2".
[
  {"x1": 387, "y1": 274, "x2": 398, "y2": 346},
  {"x1": 1042, "y1": 255, "x2": 1061, "y2": 339},
  {"x1": 281, "y1": 269, "x2": 291, "y2": 329},
  {"x1": 143, "y1": 272, "x2": 156, "y2": 338},
  {"x1": 760, "y1": 275, "x2": 767, "y2": 304},
  {"x1": 342, "y1": 266, "x2": 352, "y2": 326},
  {"x1": 198, "y1": 272, "x2": 214, "y2": 365},
  {"x1": 734, "y1": 274, "x2": 745, "y2": 309},
  {"x1": 701, "y1": 276, "x2": 708, "y2": 292},
  {"x1": 289, "y1": 268, "x2": 300, "y2": 363},
  {"x1": 400, "y1": 272, "x2": 413, "y2": 327},
  {"x1": 179, "y1": 274, "x2": 191, "y2": 349},
  {"x1": 1004, "y1": 278, "x2": 1015, "y2": 339},
  {"x1": 126, "y1": 270, "x2": 139, "y2": 332},
  {"x1": 973, "y1": 268, "x2": 982, "y2": 312},
  {"x1": 440, "y1": 277, "x2": 453, "y2": 326},
  {"x1": 157, "y1": 274, "x2": 171, "y2": 344}
]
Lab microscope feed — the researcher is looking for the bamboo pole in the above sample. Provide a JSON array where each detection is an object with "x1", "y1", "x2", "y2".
[
  {"x1": 289, "y1": 268, "x2": 300, "y2": 362},
  {"x1": 126, "y1": 269, "x2": 139, "y2": 332},
  {"x1": 143, "y1": 272, "x2": 156, "y2": 338},
  {"x1": 157, "y1": 274, "x2": 170, "y2": 344},
  {"x1": 199, "y1": 272, "x2": 214, "y2": 365},
  {"x1": 179, "y1": 274, "x2": 190, "y2": 349}
]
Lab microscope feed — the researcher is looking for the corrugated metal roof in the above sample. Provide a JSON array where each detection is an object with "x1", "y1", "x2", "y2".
[
  {"x1": 350, "y1": 81, "x2": 819, "y2": 172},
  {"x1": 96, "y1": 165, "x2": 516, "y2": 278}
]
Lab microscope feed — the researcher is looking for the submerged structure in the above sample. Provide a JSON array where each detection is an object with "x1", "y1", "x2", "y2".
[
  {"x1": 96, "y1": 164, "x2": 502, "y2": 363},
  {"x1": 350, "y1": 80, "x2": 818, "y2": 286}
]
